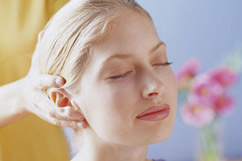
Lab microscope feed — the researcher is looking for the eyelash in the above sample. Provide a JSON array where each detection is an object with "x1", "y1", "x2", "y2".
[{"x1": 109, "y1": 61, "x2": 173, "y2": 80}]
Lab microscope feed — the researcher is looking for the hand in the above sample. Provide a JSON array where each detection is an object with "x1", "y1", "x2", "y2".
[{"x1": 21, "y1": 32, "x2": 84, "y2": 129}]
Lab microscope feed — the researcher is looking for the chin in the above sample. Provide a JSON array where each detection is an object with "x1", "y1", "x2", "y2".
[
  {"x1": 135, "y1": 134, "x2": 172, "y2": 146},
  {"x1": 151, "y1": 120, "x2": 175, "y2": 142},
  {"x1": 134, "y1": 126, "x2": 174, "y2": 146},
  {"x1": 151, "y1": 129, "x2": 173, "y2": 144}
]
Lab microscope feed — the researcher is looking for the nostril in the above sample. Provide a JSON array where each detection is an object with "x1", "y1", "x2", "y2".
[{"x1": 148, "y1": 92, "x2": 158, "y2": 97}]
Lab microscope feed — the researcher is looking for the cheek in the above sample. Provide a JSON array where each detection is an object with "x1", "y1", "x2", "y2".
[
  {"x1": 162, "y1": 67, "x2": 178, "y2": 96},
  {"x1": 170, "y1": 70, "x2": 178, "y2": 102},
  {"x1": 166, "y1": 69, "x2": 178, "y2": 118},
  {"x1": 157, "y1": 68, "x2": 177, "y2": 113},
  {"x1": 101, "y1": 85, "x2": 135, "y2": 122},
  {"x1": 86, "y1": 84, "x2": 135, "y2": 141}
]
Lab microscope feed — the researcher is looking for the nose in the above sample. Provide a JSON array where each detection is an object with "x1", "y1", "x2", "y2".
[{"x1": 141, "y1": 71, "x2": 165, "y2": 99}]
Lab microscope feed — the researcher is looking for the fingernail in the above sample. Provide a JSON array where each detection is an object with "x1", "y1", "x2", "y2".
[
  {"x1": 56, "y1": 78, "x2": 64, "y2": 86},
  {"x1": 77, "y1": 122, "x2": 83, "y2": 128}
]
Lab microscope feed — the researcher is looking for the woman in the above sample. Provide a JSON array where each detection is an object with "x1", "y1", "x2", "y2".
[{"x1": 36, "y1": 0, "x2": 178, "y2": 160}]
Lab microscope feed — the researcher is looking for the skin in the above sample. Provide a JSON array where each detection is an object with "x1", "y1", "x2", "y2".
[
  {"x1": 0, "y1": 76, "x2": 65, "y2": 128},
  {"x1": 50, "y1": 10, "x2": 178, "y2": 161}
]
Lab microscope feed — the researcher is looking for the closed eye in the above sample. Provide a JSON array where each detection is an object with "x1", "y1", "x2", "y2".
[
  {"x1": 109, "y1": 71, "x2": 132, "y2": 80},
  {"x1": 153, "y1": 62, "x2": 173, "y2": 66},
  {"x1": 109, "y1": 61, "x2": 173, "y2": 80}
]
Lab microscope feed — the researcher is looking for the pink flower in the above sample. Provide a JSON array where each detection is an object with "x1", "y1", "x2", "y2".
[
  {"x1": 176, "y1": 58, "x2": 201, "y2": 90},
  {"x1": 181, "y1": 95, "x2": 215, "y2": 127},
  {"x1": 191, "y1": 73, "x2": 224, "y2": 103},
  {"x1": 212, "y1": 94, "x2": 235, "y2": 115},
  {"x1": 208, "y1": 66, "x2": 238, "y2": 88}
]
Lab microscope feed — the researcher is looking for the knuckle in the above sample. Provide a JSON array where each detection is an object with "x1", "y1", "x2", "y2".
[
  {"x1": 68, "y1": 121, "x2": 77, "y2": 128},
  {"x1": 59, "y1": 108, "x2": 65, "y2": 113},
  {"x1": 62, "y1": 121, "x2": 69, "y2": 127},
  {"x1": 55, "y1": 120, "x2": 61, "y2": 126},
  {"x1": 52, "y1": 119, "x2": 58, "y2": 125},
  {"x1": 56, "y1": 110, "x2": 68, "y2": 119},
  {"x1": 49, "y1": 111, "x2": 56, "y2": 118}
]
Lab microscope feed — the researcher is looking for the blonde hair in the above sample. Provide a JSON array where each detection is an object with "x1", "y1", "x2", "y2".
[{"x1": 36, "y1": 0, "x2": 154, "y2": 95}]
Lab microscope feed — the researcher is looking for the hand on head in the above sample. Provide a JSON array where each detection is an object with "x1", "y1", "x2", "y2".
[{"x1": 21, "y1": 32, "x2": 85, "y2": 129}]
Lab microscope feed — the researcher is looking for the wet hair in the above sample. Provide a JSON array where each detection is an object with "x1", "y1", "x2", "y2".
[{"x1": 37, "y1": 0, "x2": 154, "y2": 95}]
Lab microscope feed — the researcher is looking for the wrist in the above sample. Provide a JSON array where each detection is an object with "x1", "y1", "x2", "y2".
[
  {"x1": 0, "y1": 78, "x2": 30, "y2": 127},
  {"x1": 17, "y1": 78, "x2": 31, "y2": 116}
]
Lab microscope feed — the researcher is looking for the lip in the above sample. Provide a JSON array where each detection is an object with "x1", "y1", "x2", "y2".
[{"x1": 136, "y1": 103, "x2": 170, "y2": 121}]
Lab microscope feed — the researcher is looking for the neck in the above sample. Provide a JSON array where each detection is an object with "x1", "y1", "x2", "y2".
[{"x1": 71, "y1": 129, "x2": 151, "y2": 161}]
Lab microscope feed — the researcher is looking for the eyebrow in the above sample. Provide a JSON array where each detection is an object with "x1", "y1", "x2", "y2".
[{"x1": 101, "y1": 41, "x2": 166, "y2": 66}]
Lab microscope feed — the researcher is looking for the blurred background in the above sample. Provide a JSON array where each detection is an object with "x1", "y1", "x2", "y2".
[
  {"x1": 1, "y1": 0, "x2": 241, "y2": 160},
  {"x1": 131, "y1": 0, "x2": 242, "y2": 161}
]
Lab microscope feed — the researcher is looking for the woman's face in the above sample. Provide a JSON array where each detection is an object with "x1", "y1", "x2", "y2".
[{"x1": 73, "y1": 11, "x2": 178, "y2": 146}]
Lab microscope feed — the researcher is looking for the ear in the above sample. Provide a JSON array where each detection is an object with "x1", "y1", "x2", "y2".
[
  {"x1": 49, "y1": 88, "x2": 71, "y2": 108},
  {"x1": 47, "y1": 88, "x2": 85, "y2": 121}
]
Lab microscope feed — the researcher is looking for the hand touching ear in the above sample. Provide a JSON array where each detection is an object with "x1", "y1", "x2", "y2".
[
  {"x1": 21, "y1": 74, "x2": 85, "y2": 129},
  {"x1": 21, "y1": 30, "x2": 85, "y2": 129},
  {"x1": 47, "y1": 88, "x2": 86, "y2": 128}
]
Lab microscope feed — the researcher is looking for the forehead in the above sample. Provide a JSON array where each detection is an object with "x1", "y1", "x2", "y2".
[{"x1": 85, "y1": 11, "x2": 161, "y2": 74}]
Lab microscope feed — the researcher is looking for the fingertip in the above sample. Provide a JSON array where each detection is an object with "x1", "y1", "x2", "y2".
[
  {"x1": 55, "y1": 77, "x2": 65, "y2": 86},
  {"x1": 77, "y1": 122, "x2": 83, "y2": 128}
]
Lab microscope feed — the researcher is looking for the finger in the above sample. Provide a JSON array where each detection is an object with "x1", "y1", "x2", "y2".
[
  {"x1": 51, "y1": 107, "x2": 84, "y2": 121},
  {"x1": 32, "y1": 94, "x2": 75, "y2": 122},
  {"x1": 37, "y1": 111, "x2": 83, "y2": 129},
  {"x1": 62, "y1": 120, "x2": 84, "y2": 129},
  {"x1": 32, "y1": 100, "x2": 81, "y2": 127},
  {"x1": 62, "y1": 106, "x2": 84, "y2": 119},
  {"x1": 31, "y1": 109, "x2": 58, "y2": 126},
  {"x1": 31, "y1": 91, "x2": 84, "y2": 128},
  {"x1": 37, "y1": 75, "x2": 65, "y2": 90},
  {"x1": 51, "y1": 119, "x2": 83, "y2": 129}
]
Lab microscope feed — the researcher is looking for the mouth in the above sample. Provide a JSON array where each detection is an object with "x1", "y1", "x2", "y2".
[{"x1": 136, "y1": 104, "x2": 170, "y2": 121}]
